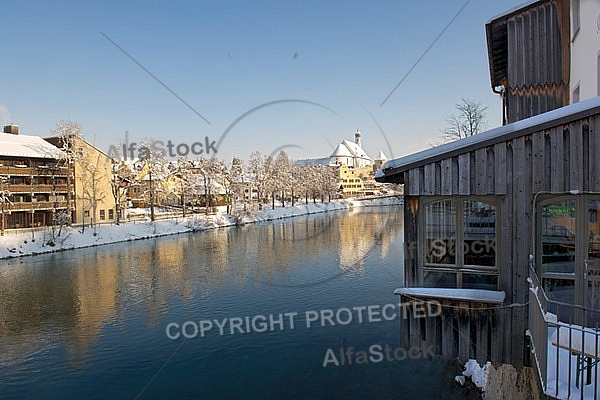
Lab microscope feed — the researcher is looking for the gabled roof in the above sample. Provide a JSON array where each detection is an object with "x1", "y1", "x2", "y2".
[
  {"x1": 376, "y1": 150, "x2": 388, "y2": 161},
  {"x1": 0, "y1": 132, "x2": 64, "y2": 159},
  {"x1": 330, "y1": 142, "x2": 353, "y2": 158},
  {"x1": 375, "y1": 96, "x2": 600, "y2": 183},
  {"x1": 343, "y1": 140, "x2": 370, "y2": 160},
  {"x1": 331, "y1": 139, "x2": 371, "y2": 160}
]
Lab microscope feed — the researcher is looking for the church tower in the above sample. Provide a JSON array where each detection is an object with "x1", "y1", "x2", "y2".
[{"x1": 354, "y1": 129, "x2": 362, "y2": 148}]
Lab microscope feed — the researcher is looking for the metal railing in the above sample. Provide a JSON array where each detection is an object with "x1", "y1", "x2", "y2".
[{"x1": 528, "y1": 266, "x2": 600, "y2": 399}]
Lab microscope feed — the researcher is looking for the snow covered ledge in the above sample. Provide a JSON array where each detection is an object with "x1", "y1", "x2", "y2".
[{"x1": 394, "y1": 287, "x2": 506, "y2": 304}]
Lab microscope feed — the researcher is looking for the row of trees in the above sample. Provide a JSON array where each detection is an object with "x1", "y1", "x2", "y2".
[{"x1": 130, "y1": 141, "x2": 342, "y2": 221}]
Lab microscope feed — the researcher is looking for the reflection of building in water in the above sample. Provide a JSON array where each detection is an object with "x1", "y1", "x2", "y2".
[
  {"x1": 65, "y1": 251, "x2": 119, "y2": 357},
  {"x1": 337, "y1": 209, "x2": 403, "y2": 272}
]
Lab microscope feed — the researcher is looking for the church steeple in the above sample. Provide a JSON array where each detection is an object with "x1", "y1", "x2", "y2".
[{"x1": 354, "y1": 129, "x2": 362, "y2": 148}]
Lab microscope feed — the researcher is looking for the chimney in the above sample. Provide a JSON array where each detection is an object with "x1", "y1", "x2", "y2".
[{"x1": 3, "y1": 124, "x2": 19, "y2": 135}]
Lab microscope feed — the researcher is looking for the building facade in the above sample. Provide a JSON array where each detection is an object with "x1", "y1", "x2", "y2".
[
  {"x1": 45, "y1": 135, "x2": 115, "y2": 225},
  {"x1": 0, "y1": 125, "x2": 71, "y2": 231}
]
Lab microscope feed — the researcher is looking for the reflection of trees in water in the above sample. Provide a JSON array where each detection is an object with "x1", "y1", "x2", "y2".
[{"x1": 0, "y1": 207, "x2": 404, "y2": 363}]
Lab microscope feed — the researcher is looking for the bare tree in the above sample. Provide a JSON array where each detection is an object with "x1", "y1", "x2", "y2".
[
  {"x1": 78, "y1": 151, "x2": 108, "y2": 235},
  {"x1": 0, "y1": 174, "x2": 10, "y2": 235},
  {"x1": 442, "y1": 98, "x2": 488, "y2": 142},
  {"x1": 111, "y1": 161, "x2": 131, "y2": 224}
]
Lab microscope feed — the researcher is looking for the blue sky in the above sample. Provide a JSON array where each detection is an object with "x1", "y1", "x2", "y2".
[{"x1": 1, "y1": 0, "x2": 526, "y2": 162}]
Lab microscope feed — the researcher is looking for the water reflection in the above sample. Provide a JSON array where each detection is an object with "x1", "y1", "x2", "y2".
[{"x1": 0, "y1": 207, "x2": 403, "y2": 368}]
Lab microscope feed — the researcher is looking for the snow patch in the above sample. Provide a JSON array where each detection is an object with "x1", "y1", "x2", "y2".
[{"x1": 463, "y1": 359, "x2": 491, "y2": 390}]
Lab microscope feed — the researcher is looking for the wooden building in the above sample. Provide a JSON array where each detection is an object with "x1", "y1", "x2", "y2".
[
  {"x1": 486, "y1": 0, "x2": 571, "y2": 124},
  {"x1": 375, "y1": 97, "x2": 600, "y2": 377}
]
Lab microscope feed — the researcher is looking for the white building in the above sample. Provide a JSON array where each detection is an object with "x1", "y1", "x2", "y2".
[
  {"x1": 570, "y1": 0, "x2": 600, "y2": 102},
  {"x1": 329, "y1": 130, "x2": 372, "y2": 168}
]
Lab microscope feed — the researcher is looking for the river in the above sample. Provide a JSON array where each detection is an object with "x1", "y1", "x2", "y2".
[{"x1": 0, "y1": 206, "x2": 470, "y2": 399}]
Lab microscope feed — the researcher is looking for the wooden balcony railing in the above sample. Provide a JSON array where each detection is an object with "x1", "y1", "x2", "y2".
[
  {"x1": 6, "y1": 201, "x2": 68, "y2": 211},
  {"x1": 6, "y1": 184, "x2": 69, "y2": 193},
  {"x1": 0, "y1": 166, "x2": 70, "y2": 177}
]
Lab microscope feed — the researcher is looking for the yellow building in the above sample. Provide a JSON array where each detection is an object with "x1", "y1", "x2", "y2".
[
  {"x1": 46, "y1": 135, "x2": 115, "y2": 225},
  {"x1": 338, "y1": 164, "x2": 373, "y2": 197}
]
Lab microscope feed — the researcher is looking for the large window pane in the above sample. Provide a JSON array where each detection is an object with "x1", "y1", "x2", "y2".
[
  {"x1": 541, "y1": 200, "x2": 576, "y2": 274},
  {"x1": 424, "y1": 200, "x2": 456, "y2": 265},
  {"x1": 463, "y1": 273, "x2": 498, "y2": 290},
  {"x1": 423, "y1": 270, "x2": 457, "y2": 288},
  {"x1": 463, "y1": 200, "x2": 496, "y2": 267}
]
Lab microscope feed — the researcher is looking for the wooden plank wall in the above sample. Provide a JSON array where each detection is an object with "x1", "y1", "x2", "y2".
[
  {"x1": 399, "y1": 296, "x2": 497, "y2": 365},
  {"x1": 402, "y1": 113, "x2": 597, "y2": 366},
  {"x1": 505, "y1": 0, "x2": 570, "y2": 123}
]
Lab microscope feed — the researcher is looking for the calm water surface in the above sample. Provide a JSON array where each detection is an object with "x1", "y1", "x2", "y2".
[{"x1": 0, "y1": 206, "x2": 469, "y2": 399}]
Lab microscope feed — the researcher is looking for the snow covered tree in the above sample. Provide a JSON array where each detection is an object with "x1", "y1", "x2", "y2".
[
  {"x1": 230, "y1": 156, "x2": 246, "y2": 211},
  {"x1": 138, "y1": 137, "x2": 167, "y2": 221},
  {"x1": 111, "y1": 161, "x2": 131, "y2": 224},
  {"x1": 273, "y1": 151, "x2": 291, "y2": 208},
  {"x1": 50, "y1": 119, "x2": 83, "y2": 225},
  {"x1": 194, "y1": 157, "x2": 225, "y2": 215},
  {"x1": 321, "y1": 166, "x2": 340, "y2": 202}
]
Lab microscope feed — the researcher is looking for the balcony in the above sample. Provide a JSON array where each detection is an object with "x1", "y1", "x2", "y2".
[
  {"x1": 7, "y1": 184, "x2": 69, "y2": 194},
  {"x1": 6, "y1": 201, "x2": 68, "y2": 211},
  {"x1": 0, "y1": 165, "x2": 70, "y2": 177}
]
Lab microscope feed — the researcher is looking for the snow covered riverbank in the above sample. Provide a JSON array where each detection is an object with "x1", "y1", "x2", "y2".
[{"x1": 0, "y1": 196, "x2": 402, "y2": 260}]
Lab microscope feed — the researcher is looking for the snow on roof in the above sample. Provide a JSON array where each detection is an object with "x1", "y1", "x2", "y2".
[
  {"x1": 330, "y1": 142, "x2": 353, "y2": 158},
  {"x1": 342, "y1": 140, "x2": 370, "y2": 160},
  {"x1": 394, "y1": 287, "x2": 506, "y2": 303},
  {"x1": 376, "y1": 96, "x2": 600, "y2": 181},
  {"x1": 0, "y1": 132, "x2": 64, "y2": 159},
  {"x1": 295, "y1": 157, "x2": 331, "y2": 166},
  {"x1": 376, "y1": 150, "x2": 388, "y2": 161}
]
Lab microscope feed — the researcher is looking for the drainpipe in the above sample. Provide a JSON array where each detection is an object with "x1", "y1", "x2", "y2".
[{"x1": 493, "y1": 83, "x2": 507, "y2": 125}]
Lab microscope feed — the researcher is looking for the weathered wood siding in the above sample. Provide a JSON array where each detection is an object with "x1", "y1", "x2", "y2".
[
  {"x1": 403, "y1": 114, "x2": 599, "y2": 366},
  {"x1": 505, "y1": 0, "x2": 570, "y2": 123},
  {"x1": 400, "y1": 296, "x2": 499, "y2": 365}
]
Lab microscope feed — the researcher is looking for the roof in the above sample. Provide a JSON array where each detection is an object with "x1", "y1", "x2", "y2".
[
  {"x1": 295, "y1": 157, "x2": 331, "y2": 166},
  {"x1": 330, "y1": 142, "x2": 353, "y2": 158},
  {"x1": 375, "y1": 96, "x2": 600, "y2": 183},
  {"x1": 376, "y1": 150, "x2": 388, "y2": 161},
  {"x1": 330, "y1": 139, "x2": 371, "y2": 160},
  {"x1": 45, "y1": 135, "x2": 112, "y2": 159},
  {"x1": 0, "y1": 132, "x2": 64, "y2": 159}
]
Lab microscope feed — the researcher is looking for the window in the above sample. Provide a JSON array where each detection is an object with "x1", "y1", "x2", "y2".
[
  {"x1": 108, "y1": 209, "x2": 114, "y2": 220},
  {"x1": 572, "y1": 82, "x2": 580, "y2": 103},
  {"x1": 422, "y1": 198, "x2": 498, "y2": 289},
  {"x1": 538, "y1": 195, "x2": 600, "y2": 318},
  {"x1": 572, "y1": 0, "x2": 581, "y2": 39},
  {"x1": 84, "y1": 210, "x2": 90, "y2": 218},
  {"x1": 100, "y1": 210, "x2": 105, "y2": 220}
]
